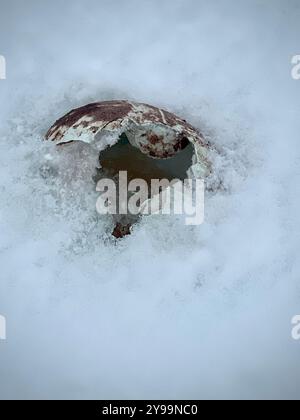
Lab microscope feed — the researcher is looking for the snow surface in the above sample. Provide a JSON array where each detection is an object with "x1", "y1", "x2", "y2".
[{"x1": 0, "y1": 0, "x2": 300, "y2": 399}]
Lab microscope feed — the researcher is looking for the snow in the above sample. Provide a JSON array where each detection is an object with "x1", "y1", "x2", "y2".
[{"x1": 0, "y1": 0, "x2": 300, "y2": 399}]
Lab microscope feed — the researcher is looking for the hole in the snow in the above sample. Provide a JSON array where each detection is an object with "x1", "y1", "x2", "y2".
[
  {"x1": 98, "y1": 133, "x2": 194, "y2": 184},
  {"x1": 95, "y1": 133, "x2": 194, "y2": 239}
]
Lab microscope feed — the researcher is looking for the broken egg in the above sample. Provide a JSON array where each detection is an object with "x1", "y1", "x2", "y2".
[{"x1": 45, "y1": 100, "x2": 210, "y2": 238}]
